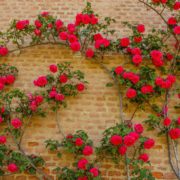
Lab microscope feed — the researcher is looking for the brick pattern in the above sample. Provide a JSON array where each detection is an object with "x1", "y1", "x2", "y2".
[{"x1": 0, "y1": 1, "x2": 179, "y2": 180}]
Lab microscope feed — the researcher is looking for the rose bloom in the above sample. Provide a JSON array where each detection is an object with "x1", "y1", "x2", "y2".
[
  {"x1": 126, "y1": 88, "x2": 137, "y2": 99},
  {"x1": 168, "y1": 17, "x2": 177, "y2": 25},
  {"x1": 174, "y1": 26, "x2": 180, "y2": 35},
  {"x1": 59, "y1": 32, "x2": 68, "y2": 40},
  {"x1": 0, "y1": 136, "x2": 6, "y2": 144},
  {"x1": 137, "y1": 24, "x2": 145, "y2": 33},
  {"x1": 129, "y1": 132, "x2": 139, "y2": 141},
  {"x1": 67, "y1": 23, "x2": 76, "y2": 33},
  {"x1": 83, "y1": 145, "x2": 93, "y2": 156},
  {"x1": 0, "y1": 83, "x2": 4, "y2": 91},
  {"x1": 141, "y1": 85, "x2": 154, "y2": 94},
  {"x1": 123, "y1": 72, "x2": 140, "y2": 84},
  {"x1": 76, "y1": 83, "x2": 85, "y2": 92},
  {"x1": 16, "y1": 20, "x2": 29, "y2": 30},
  {"x1": 0, "y1": 47, "x2": 8, "y2": 56},
  {"x1": 49, "y1": 91, "x2": 57, "y2": 98},
  {"x1": 11, "y1": 118, "x2": 22, "y2": 129},
  {"x1": 75, "y1": 13, "x2": 83, "y2": 25},
  {"x1": 82, "y1": 14, "x2": 91, "y2": 24},
  {"x1": 75, "y1": 138, "x2": 83, "y2": 146},
  {"x1": 55, "y1": 19, "x2": 63, "y2": 31},
  {"x1": 55, "y1": 93, "x2": 65, "y2": 101},
  {"x1": 89, "y1": 167, "x2": 99, "y2": 177},
  {"x1": 59, "y1": 74, "x2": 68, "y2": 83},
  {"x1": 68, "y1": 34, "x2": 78, "y2": 43},
  {"x1": 34, "y1": 76, "x2": 47, "y2": 87},
  {"x1": 8, "y1": 163, "x2": 18, "y2": 173},
  {"x1": 132, "y1": 55, "x2": 142, "y2": 66},
  {"x1": 118, "y1": 145, "x2": 127, "y2": 156},
  {"x1": 131, "y1": 47, "x2": 141, "y2": 55},
  {"x1": 34, "y1": 20, "x2": 42, "y2": 28},
  {"x1": 177, "y1": 117, "x2": 180, "y2": 125},
  {"x1": 95, "y1": 38, "x2": 110, "y2": 49},
  {"x1": 47, "y1": 23, "x2": 53, "y2": 28},
  {"x1": 134, "y1": 124, "x2": 144, "y2": 134},
  {"x1": 124, "y1": 134, "x2": 136, "y2": 146},
  {"x1": 86, "y1": 49, "x2": 94, "y2": 58},
  {"x1": 0, "y1": 116, "x2": 3, "y2": 123},
  {"x1": 167, "y1": 75, "x2": 176, "y2": 84},
  {"x1": 134, "y1": 36, "x2": 142, "y2": 43},
  {"x1": 49, "y1": 64, "x2": 58, "y2": 73},
  {"x1": 77, "y1": 158, "x2": 88, "y2": 170},
  {"x1": 144, "y1": 138, "x2": 155, "y2": 149},
  {"x1": 70, "y1": 42, "x2": 81, "y2": 51},
  {"x1": 41, "y1": 11, "x2": 49, "y2": 17},
  {"x1": 6, "y1": 75, "x2": 15, "y2": 85},
  {"x1": 139, "y1": 153, "x2": 149, "y2": 162},
  {"x1": 66, "y1": 134, "x2": 73, "y2": 139},
  {"x1": 163, "y1": 117, "x2": 171, "y2": 127},
  {"x1": 169, "y1": 128, "x2": 180, "y2": 140},
  {"x1": 114, "y1": 66, "x2": 124, "y2": 75},
  {"x1": 152, "y1": 59, "x2": 164, "y2": 67},
  {"x1": 150, "y1": 50, "x2": 163, "y2": 61},
  {"x1": 166, "y1": 53, "x2": 173, "y2": 61},
  {"x1": 34, "y1": 29, "x2": 41, "y2": 36},
  {"x1": 174, "y1": 2, "x2": 180, "y2": 10},
  {"x1": 110, "y1": 135, "x2": 123, "y2": 146},
  {"x1": 78, "y1": 177, "x2": 88, "y2": 180},
  {"x1": 120, "y1": 38, "x2": 130, "y2": 47},
  {"x1": 91, "y1": 15, "x2": 98, "y2": 25},
  {"x1": 93, "y1": 33, "x2": 103, "y2": 41},
  {"x1": 35, "y1": 95, "x2": 43, "y2": 105}
]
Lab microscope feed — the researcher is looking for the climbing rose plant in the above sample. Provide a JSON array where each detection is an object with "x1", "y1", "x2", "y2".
[{"x1": 0, "y1": 0, "x2": 179, "y2": 180}]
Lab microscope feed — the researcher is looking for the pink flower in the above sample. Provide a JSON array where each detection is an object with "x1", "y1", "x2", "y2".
[
  {"x1": 70, "y1": 42, "x2": 81, "y2": 51},
  {"x1": 134, "y1": 124, "x2": 144, "y2": 134},
  {"x1": 169, "y1": 128, "x2": 180, "y2": 139},
  {"x1": 118, "y1": 145, "x2": 127, "y2": 156},
  {"x1": 34, "y1": 29, "x2": 41, "y2": 36},
  {"x1": 68, "y1": 34, "x2": 78, "y2": 43},
  {"x1": 34, "y1": 76, "x2": 47, "y2": 87},
  {"x1": 67, "y1": 23, "x2": 76, "y2": 33},
  {"x1": 114, "y1": 66, "x2": 124, "y2": 75},
  {"x1": 124, "y1": 134, "x2": 136, "y2": 146},
  {"x1": 163, "y1": 117, "x2": 171, "y2": 127},
  {"x1": 59, "y1": 32, "x2": 68, "y2": 40},
  {"x1": 75, "y1": 138, "x2": 83, "y2": 146},
  {"x1": 11, "y1": 118, "x2": 22, "y2": 129},
  {"x1": 83, "y1": 145, "x2": 93, "y2": 156},
  {"x1": 132, "y1": 55, "x2": 142, "y2": 66},
  {"x1": 0, "y1": 136, "x2": 6, "y2": 144},
  {"x1": 55, "y1": 19, "x2": 63, "y2": 31},
  {"x1": 137, "y1": 24, "x2": 145, "y2": 33},
  {"x1": 174, "y1": 26, "x2": 180, "y2": 35},
  {"x1": 144, "y1": 138, "x2": 155, "y2": 149},
  {"x1": 16, "y1": 20, "x2": 29, "y2": 30},
  {"x1": 126, "y1": 88, "x2": 137, "y2": 99},
  {"x1": 34, "y1": 20, "x2": 42, "y2": 28},
  {"x1": 35, "y1": 95, "x2": 43, "y2": 105},
  {"x1": 49, "y1": 64, "x2": 58, "y2": 73},
  {"x1": 141, "y1": 85, "x2": 154, "y2": 94},
  {"x1": 139, "y1": 153, "x2": 149, "y2": 162},
  {"x1": 59, "y1": 74, "x2": 68, "y2": 83},
  {"x1": 89, "y1": 168, "x2": 99, "y2": 177},
  {"x1": 76, "y1": 83, "x2": 85, "y2": 92},
  {"x1": 0, "y1": 47, "x2": 8, "y2": 56},
  {"x1": 120, "y1": 38, "x2": 130, "y2": 47},
  {"x1": 41, "y1": 12, "x2": 49, "y2": 17},
  {"x1": 55, "y1": 94, "x2": 65, "y2": 101},
  {"x1": 86, "y1": 49, "x2": 94, "y2": 58},
  {"x1": 49, "y1": 91, "x2": 57, "y2": 98},
  {"x1": 110, "y1": 135, "x2": 122, "y2": 146},
  {"x1": 77, "y1": 158, "x2": 88, "y2": 170},
  {"x1": 8, "y1": 163, "x2": 18, "y2": 173}
]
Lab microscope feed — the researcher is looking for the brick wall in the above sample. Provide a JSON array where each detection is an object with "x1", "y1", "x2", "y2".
[{"x1": 0, "y1": 1, "x2": 178, "y2": 180}]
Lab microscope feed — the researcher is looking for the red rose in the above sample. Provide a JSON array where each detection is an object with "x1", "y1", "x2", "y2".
[
  {"x1": 59, "y1": 32, "x2": 68, "y2": 40},
  {"x1": 126, "y1": 88, "x2": 137, "y2": 99},
  {"x1": 134, "y1": 36, "x2": 142, "y2": 43},
  {"x1": 68, "y1": 34, "x2": 78, "y2": 43},
  {"x1": 163, "y1": 117, "x2": 171, "y2": 127},
  {"x1": 123, "y1": 72, "x2": 140, "y2": 84},
  {"x1": 16, "y1": 20, "x2": 29, "y2": 30},
  {"x1": 41, "y1": 12, "x2": 49, "y2": 17},
  {"x1": 34, "y1": 29, "x2": 41, "y2": 36},
  {"x1": 75, "y1": 138, "x2": 83, "y2": 146},
  {"x1": 78, "y1": 177, "x2": 88, "y2": 180},
  {"x1": 1, "y1": 107, "x2": 5, "y2": 114},
  {"x1": 49, "y1": 91, "x2": 57, "y2": 98},
  {"x1": 34, "y1": 76, "x2": 47, "y2": 87},
  {"x1": 93, "y1": 33, "x2": 103, "y2": 41},
  {"x1": 132, "y1": 55, "x2": 142, "y2": 66},
  {"x1": 34, "y1": 20, "x2": 42, "y2": 28},
  {"x1": 155, "y1": 77, "x2": 163, "y2": 86},
  {"x1": 134, "y1": 124, "x2": 144, "y2": 134},
  {"x1": 89, "y1": 168, "x2": 99, "y2": 177},
  {"x1": 47, "y1": 23, "x2": 53, "y2": 28},
  {"x1": 166, "y1": 53, "x2": 173, "y2": 61},
  {"x1": 86, "y1": 49, "x2": 94, "y2": 58},
  {"x1": 139, "y1": 153, "x2": 149, "y2": 162},
  {"x1": 70, "y1": 42, "x2": 81, "y2": 51},
  {"x1": 66, "y1": 134, "x2": 73, "y2": 139},
  {"x1": 11, "y1": 118, "x2": 22, "y2": 129},
  {"x1": 120, "y1": 38, "x2": 130, "y2": 47},
  {"x1": 0, "y1": 116, "x2": 3, "y2": 123},
  {"x1": 29, "y1": 101, "x2": 37, "y2": 112},
  {"x1": 35, "y1": 95, "x2": 43, "y2": 105},
  {"x1": 124, "y1": 134, "x2": 136, "y2": 146},
  {"x1": 49, "y1": 64, "x2": 58, "y2": 73},
  {"x1": 75, "y1": 13, "x2": 83, "y2": 25},
  {"x1": 137, "y1": 24, "x2": 145, "y2": 33},
  {"x1": 76, "y1": 83, "x2": 85, "y2": 92},
  {"x1": 150, "y1": 50, "x2": 163, "y2": 61},
  {"x1": 8, "y1": 163, "x2": 18, "y2": 173},
  {"x1": 174, "y1": 2, "x2": 180, "y2": 10},
  {"x1": 129, "y1": 132, "x2": 139, "y2": 141},
  {"x1": 141, "y1": 85, "x2": 154, "y2": 94},
  {"x1": 55, "y1": 20, "x2": 63, "y2": 31},
  {"x1": 131, "y1": 47, "x2": 141, "y2": 55},
  {"x1": 67, "y1": 23, "x2": 76, "y2": 33},
  {"x1": 114, "y1": 66, "x2": 124, "y2": 75},
  {"x1": 0, "y1": 83, "x2": 4, "y2": 91},
  {"x1": 82, "y1": 14, "x2": 91, "y2": 24},
  {"x1": 177, "y1": 117, "x2": 180, "y2": 125},
  {"x1": 174, "y1": 26, "x2": 180, "y2": 35},
  {"x1": 168, "y1": 17, "x2": 177, "y2": 25},
  {"x1": 55, "y1": 94, "x2": 65, "y2": 101},
  {"x1": 6, "y1": 75, "x2": 15, "y2": 85},
  {"x1": 118, "y1": 145, "x2": 127, "y2": 156},
  {"x1": 0, "y1": 47, "x2": 8, "y2": 56},
  {"x1": 169, "y1": 128, "x2": 180, "y2": 139},
  {"x1": 77, "y1": 158, "x2": 88, "y2": 170},
  {"x1": 59, "y1": 74, "x2": 68, "y2": 83},
  {"x1": 83, "y1": 145, "x2": 93, "y2": 156},
  {"x1": 167, "y1": 75, "x2": 176, "y2": 84},
  {"x1": 110, "y1": 135, "x2": 123, "y2": 146},
  {"x1": 161, "y1": 0, "x2": 167, "y2": 3},
  {"x1": 95, "y1": 38, "x2": 110, "y2": 49},
  {"x1": 0, "y1": 136, "x2": 6, "y2": 144},
  {"x1": 144, "y1": 138, "x2": 155, "y2": 149},
  {"x1": 91, "y1": 16, "x2": 98, "y2": 25}
]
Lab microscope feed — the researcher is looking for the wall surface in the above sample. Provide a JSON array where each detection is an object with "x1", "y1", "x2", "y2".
[{"x1": 0, "y1": 0, "x2": 179, "y2": 180}]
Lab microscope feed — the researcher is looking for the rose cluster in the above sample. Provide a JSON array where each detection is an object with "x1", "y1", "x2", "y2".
[
  {"x1": 155, "y1": 75, "x2": 176, "y2": 89},
  {"x1": 28, "y1": 94, "x2": 44, "y2": 112},
  {"x1": 0, "y1": 74, "x2": 16, "y2": 91}
]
